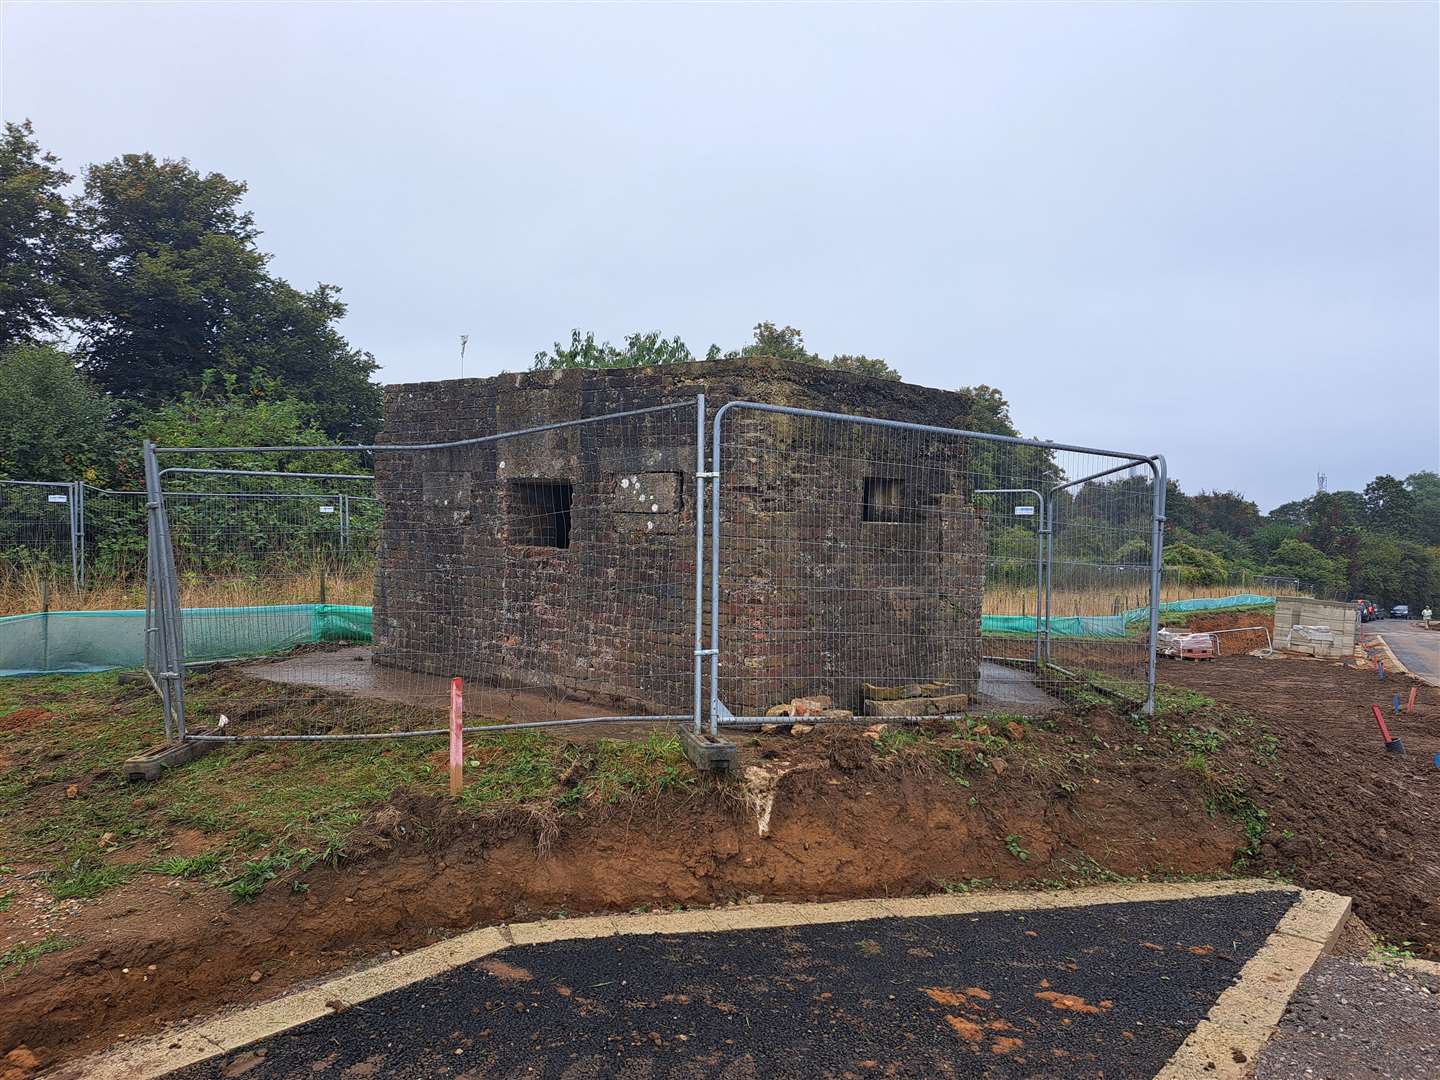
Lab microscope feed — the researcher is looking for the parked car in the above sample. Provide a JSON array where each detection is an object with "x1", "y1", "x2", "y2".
[{"x1": 1392, "y1": 605, "x2": 1410, "y2": 619}]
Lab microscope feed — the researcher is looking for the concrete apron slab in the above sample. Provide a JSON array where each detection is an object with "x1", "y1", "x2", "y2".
[{"x1": 60, "y1": 879, "x2": 1349, "y2": 1080}]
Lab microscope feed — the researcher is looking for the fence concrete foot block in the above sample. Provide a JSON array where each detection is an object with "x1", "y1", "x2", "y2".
[
  {"x1": 122, "y1": 737, "x2": 217, "y2": 781},
  {"x1": 679, "y1": 728, "x2": 739, "y2": 775}
]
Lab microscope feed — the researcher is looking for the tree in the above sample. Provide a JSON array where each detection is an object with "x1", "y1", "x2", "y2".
[
  {"x1": 1264, "y1": 538, "x2": 1346, "y2": 593},
  {"x1": 1162, "y1": 543, "x2": 1229, "y2": 586},
  {"x1": 1188, "y1": 491, "x2": 1260, "y2": 537},
  {"x1": 134, "y1": 371, "x2": 363, "y2": 480},
  {"x1": 532, "y1": 329, "x2": 696, "y2": 370},
  {"x1": 0, "y1": 121, "x2": 84, "y2": 349},
  {"x1": 729, "y1": 322, "x2": 902, "y2": 380},
  {"x1": 1407, "y1": 471, "x2": 1440, "y2": 545},
  {"x1": 0, "y1": 344, "x2": 114, "y2": 481},
  {"x1": 73, "y1": 153, "x2": 381, "y2": 441},
  {"x1": 1363, "y1": 475, "x2": 1418, "y2": 539}
]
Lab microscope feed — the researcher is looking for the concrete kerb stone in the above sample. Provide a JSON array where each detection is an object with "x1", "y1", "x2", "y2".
[
  {"x1": 64, "y1": 879, "x2": 1325, "y2": 1080},
  {"x1": 1155, "y1": 888, "x2": 1352, "y2": 1080},
  {"x1": 1369, "y1": 633, "x2": 1411, "y2": 677}
]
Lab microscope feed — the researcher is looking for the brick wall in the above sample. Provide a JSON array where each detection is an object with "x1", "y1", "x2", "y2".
[{"x1": 374, "y1": 359, "x2": 990, "y2": 714}]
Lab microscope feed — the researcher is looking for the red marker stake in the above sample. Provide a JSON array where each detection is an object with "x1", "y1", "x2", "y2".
[
  {"x1": 1372, "y1": 704, "x2": 1394, "y2": 744},
  {"x1": 449, "y1": 679, "x2": 466, "y2": 800},
  {"x1": 1407, "y1": 687, "x2": 1418, "y2": 714}
]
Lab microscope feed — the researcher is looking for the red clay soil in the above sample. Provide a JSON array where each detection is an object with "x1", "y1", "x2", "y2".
[
  {"x1": 1176, "y1": 610, "x2": 1275, "y2": 655},
  {"x1": 1162, "y1": 655, "x2": 1440, "y2": 955},
  {"x1": 0, "y1": 727, "x2": 1237, "y2": 1075}
]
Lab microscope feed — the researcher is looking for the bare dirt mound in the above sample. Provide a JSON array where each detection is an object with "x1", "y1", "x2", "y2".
[
  {"x1": 0, "y1": 730, "x2": 1237, "y2": 1073},
  {"x1": 1163, "y1": 655, "x2": 1440, "y2": 953}
]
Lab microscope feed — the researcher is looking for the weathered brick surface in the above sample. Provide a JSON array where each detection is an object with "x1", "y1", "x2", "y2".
[{"x1": 374, "y1": 359, "x2": 989, "y2": 714}]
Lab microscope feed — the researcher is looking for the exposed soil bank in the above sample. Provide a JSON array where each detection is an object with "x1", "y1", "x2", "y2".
[
  {"x1": 0, "y1": 734, "x2": 1237, "y2": 1074},
  {"x1": 1163, "y1": 655, "x2": 1440, "y2": 957}
]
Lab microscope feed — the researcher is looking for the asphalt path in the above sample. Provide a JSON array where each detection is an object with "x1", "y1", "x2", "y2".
[
  {"x1": 1366, "y1": 619, "x2": 1440, "y2": 687},
  {"x1": 173, "y1": 890, "x2": 1298, "y2": 1080}
]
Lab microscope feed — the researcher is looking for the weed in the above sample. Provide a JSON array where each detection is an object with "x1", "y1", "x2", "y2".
[
  {"x1": 875, "y1": 727, "x2": 921, "y2": 755},
  {"x1": 153, "y1": 851, "x2": 225, "y2": 880},
  {"x1": 226, "y1": 844, "x2": 317, "y2": 902},
  {"x1": 1254, "y1": 732, "x2": 1279, "y2": 763},
  {"x1": 1005, "y1": 834, "x2": 1030, "y2": 862},
  {"x1": 48, "y1": 859, "x2": 136, "y2": 900},
  {"x1": 1369, "y1": 940, "x2": 1417, "y2": 964},
  {"x1": 1205, "y1": 782, "x2": 1267, "y2": 867},
  {"x1": 0, "y1": 890, "x2": 14, "y2": 913},
  {"x1": 0, "y1": 935, "x2": 71, "y2": 975},
  {"x1": 1177, "y1": 726, "x2": 1224, "y2": 756}
]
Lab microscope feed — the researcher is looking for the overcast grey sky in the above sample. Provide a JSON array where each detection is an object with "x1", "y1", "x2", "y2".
[{"x1": 3, "y1": 1, "x2": 1436, "y2": 509}]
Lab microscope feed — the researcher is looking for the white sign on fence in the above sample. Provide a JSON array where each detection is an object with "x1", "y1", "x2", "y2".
[
  {"x1": 47, "y1": 494, "x2": 68, "y2": 503},
  {"x1": 1013, "y1": 505, "x2": 1035, "y2": 516},
  {"x1": 319, "y1": 505, "x2": 336, "y2": 514}
]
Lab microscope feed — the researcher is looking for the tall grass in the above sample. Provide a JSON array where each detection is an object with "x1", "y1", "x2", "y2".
[{"x1": 0, "y1": 560, "x2": 374, "y2": 617}]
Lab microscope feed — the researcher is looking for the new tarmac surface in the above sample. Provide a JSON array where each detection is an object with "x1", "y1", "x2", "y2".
[
  {"x1": 1367, "y1": 619, "x2": 1440, "y2": 687},
  {"x1": 171, "y1": 890, "x2": 1298, "y2": 1079}
]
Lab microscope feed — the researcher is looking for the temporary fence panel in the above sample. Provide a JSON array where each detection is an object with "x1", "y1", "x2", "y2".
[
  {"x1": 145, "y1": 401, "x2": 703, "y2": 741},
  {"x1": 0, "y1": 479, "x2": 79, "y2": 589},
  {"x1": 139, "y1": 396, "x2": 1165, "y2": 744},
  {"x1": 706, "y1": 403, "x2": 1165, "y2": 725}
]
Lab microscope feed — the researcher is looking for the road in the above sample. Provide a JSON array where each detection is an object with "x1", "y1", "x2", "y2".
[
  {"x1": 170, "y1": 890, "x2": 1300, "y2": 1080},
  {"x1": 1365, "y1": 618, "x2": 1440, "y2": 687}
]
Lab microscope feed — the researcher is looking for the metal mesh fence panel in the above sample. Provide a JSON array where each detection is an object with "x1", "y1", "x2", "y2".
[
  {"x1": 0, "y1": 480, "x2": 76, "y2": 593},
  {"x1": 708, "y1": 405, "x2": 1161, "y2": 722},
  {"x1": 152, "y1": 402, "x2": 701, "y2": 740}
]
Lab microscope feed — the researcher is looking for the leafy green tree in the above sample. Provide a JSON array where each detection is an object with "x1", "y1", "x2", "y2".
[
  {"x1": 0, "y1": 344, "x2": 114, "y2": 481},
  {"x1": 1264, "y1": 538, "x2": 1346, "y2": 593},
  {"x1": 730, "y1": 321, "x2": 901, "y2": 380},
  {"x1": 1162, "y1": 543, "x2": 1229, "y2": 586},
  {"x1": 532, "y1": 329, "x2": 696, "y2": 370},
  {"x1": 1363, "y1": 474, "x2": 1418, "y2": 539},
  {"x1": 0, "y1": 121, "x2": 85, "y2": 349},
  {"x1": 1189, "y1": 491, "x2": 1260, "y2": 537},
  {"x1": 1250, "y1": 521, "x2": 1301, "y2": 561},
  {"x1": 1407, "y1": 471, "x2": 1440, "y2": 545},
  {"x1": 73, "y1": 153, "x2": 381, "y2": 440},
  {"x1": 133, "y1": 371, "x2": 362, "y2": 481}
]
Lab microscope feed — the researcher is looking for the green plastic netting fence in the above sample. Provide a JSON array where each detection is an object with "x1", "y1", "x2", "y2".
[{"x1": 0, "y1": 594, "x2": 1276, "y2": 678}]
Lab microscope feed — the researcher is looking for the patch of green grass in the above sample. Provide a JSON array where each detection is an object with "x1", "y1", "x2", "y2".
[
  {"x1": 152, "y1": 851, "x2": 225, "y2": 880},
  {"x1": 226, "y1": 843, "x2": 320, "y2": 902},
  {"x1": 165, "y1": 732, "x2": 442, "y2": 854},
  {"x1": 48, "y1": 858, "x2": 137, "y2": 900},
  {"x1": 875, "y1": 727, "x2": 922, "y2": 755},
  {"x1": 1077, "y1": 672, "x2": 1216, "y2": 718},
  {"x1": 0, "y1": 935, "x2": 71, "y2": 975},
  {"x1": 0, "y1": 890, "x2": 14, "y2": 912},
  {"x1": 1005, "y1": 834, "x2": 1031, "y2": 862},
  {"x1": 458, "y1": 733, "x2": 563, "y2": 807},
  {"x1": 583, "y1": 733, "x2": 694, "y2": 803}
]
